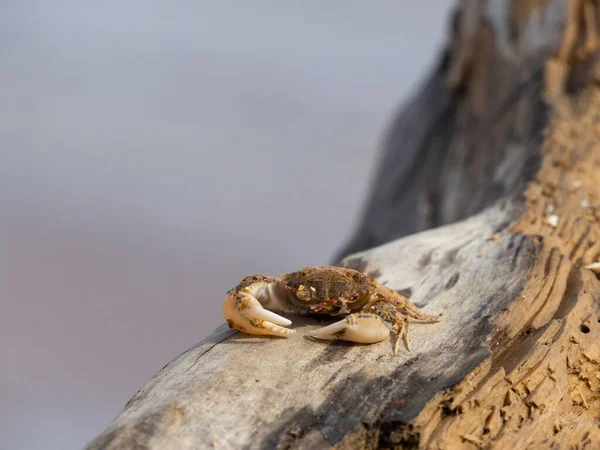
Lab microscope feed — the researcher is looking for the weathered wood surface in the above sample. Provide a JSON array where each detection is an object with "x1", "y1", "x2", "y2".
[
  {"x1": 87, "y1": 1, "x2": 600, "y2": 449},
  {"x1": 86, "y1": 203, "x2": 534, "y2": 450}
]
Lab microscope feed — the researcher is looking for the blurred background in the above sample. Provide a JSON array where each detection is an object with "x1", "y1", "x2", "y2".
[{"x1": 1, "y1": 1, "x2": 454, "y2": 449}]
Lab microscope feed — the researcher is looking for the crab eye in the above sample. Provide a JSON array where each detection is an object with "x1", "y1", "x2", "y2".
[{"x1": 296, "y1": 285, "x2": 313, "y2": 301}]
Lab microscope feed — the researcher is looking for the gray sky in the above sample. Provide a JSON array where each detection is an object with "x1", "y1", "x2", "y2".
[{"x1": 0, "y1": 2, "x2": 454, "y2": 449}]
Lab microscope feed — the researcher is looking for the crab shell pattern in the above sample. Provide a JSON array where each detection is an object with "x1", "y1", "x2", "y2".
[{"x1": 222, "y1": 266, "x2": 441, "y2": 354}]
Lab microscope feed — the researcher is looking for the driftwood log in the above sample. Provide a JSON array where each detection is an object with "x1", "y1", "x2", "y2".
[{"x1": 87, "y1": 1, "x2": 600, "y2": 449}]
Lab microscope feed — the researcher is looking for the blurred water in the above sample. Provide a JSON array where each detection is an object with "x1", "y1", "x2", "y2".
[{"x1": 0, "y1": 1, "x2": 454, "y2": 448}]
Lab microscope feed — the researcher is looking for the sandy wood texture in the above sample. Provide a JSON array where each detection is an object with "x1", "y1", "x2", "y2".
[{"x1": 87, "y1": 1, "x2": 600, "y2": 449}]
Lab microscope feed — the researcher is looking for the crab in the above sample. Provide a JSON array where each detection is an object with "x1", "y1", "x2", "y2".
[{"x1": 222, "y1": 266, "x2": 440, "y2": 354}]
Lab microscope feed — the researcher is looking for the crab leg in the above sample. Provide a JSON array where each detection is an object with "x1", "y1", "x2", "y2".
[
  {"x1": 223, "y1": 275, "x2": 298, "y2": 337},
  {"x1": 394, "y1": 314, "x2": 410, "y2": 355},
  {"x1": 371, "y1": 284, "x2": 442, "y2": 323}
]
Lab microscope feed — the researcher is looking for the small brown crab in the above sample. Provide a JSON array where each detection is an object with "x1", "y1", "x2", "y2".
[{"x1": 223, "y1": 266, "x2": 440, "y2": 353}]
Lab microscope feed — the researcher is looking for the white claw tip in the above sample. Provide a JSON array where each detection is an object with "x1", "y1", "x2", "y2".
[
  {"x1": 246, "y1": 308, "x2": 292, "y2": 326},
  {"x1": 309, "y1": 319, "x2": 349, "y2": 340}
]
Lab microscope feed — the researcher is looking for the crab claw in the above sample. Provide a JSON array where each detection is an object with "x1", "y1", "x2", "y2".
[
  {"x1": 309, "y1": 313, "x2": 390, "y2": 344},
  {"x1": 223, "y1": 290, "x2": 295, "y2": 337}
]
